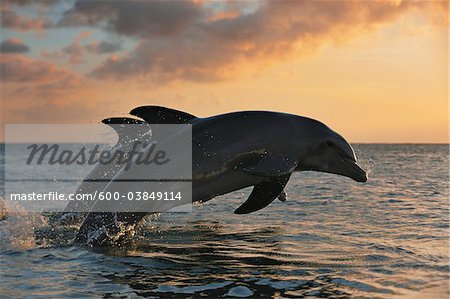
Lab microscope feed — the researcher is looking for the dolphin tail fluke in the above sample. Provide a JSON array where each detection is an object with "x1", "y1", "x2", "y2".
[
  {"x1": 101, "y1": 117, "x2": 150, "y2": 144},
  {"x1": 130, "y1": 106, "x2": 197, "y2": 124},
  {"x1": 101, "y1": 117, "x2": 145, "y2": 125},
  {"x1": 234, "y1": 174, "x2": 291, "y2": 214},
  {"x1": 74, "y1": 212, "x2": 148, "y2": 246}
]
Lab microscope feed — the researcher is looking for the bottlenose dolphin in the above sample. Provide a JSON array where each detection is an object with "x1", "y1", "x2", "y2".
[
  {"x1": 57, "y1": 117, "x2": 151, "y2": 225},
  {"x1": 74, "y1": 106, "x2": 367, "y2": 245}
]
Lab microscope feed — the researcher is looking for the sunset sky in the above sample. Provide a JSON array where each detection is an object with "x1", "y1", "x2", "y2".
[{"x1": 1, "y1": 0, "x2": 448, "y2": 143}]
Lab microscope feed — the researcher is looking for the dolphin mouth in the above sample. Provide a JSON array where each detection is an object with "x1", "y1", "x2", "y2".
[{"x1": 341, "y1": 157, "x2": 368, "y2": 182}]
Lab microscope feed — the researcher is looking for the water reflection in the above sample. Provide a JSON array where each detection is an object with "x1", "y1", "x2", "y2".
[{"x1": 1, "y1": 145, "x2": 449, "y2": 298}]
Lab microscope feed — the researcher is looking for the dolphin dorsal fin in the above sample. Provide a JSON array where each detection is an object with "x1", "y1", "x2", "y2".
[
  {"x1": 234, "y1": 174, "x2": 291, "y2": 214},
  {"x1": 130, "y1": 106, "x2": 197, "y2": 124},
  {"x1": 102, "y1": 117, "x2": 149, "y2": 145}
]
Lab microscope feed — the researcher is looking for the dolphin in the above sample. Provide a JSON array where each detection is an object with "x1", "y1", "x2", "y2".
[
  {"x1": 56, "y1": 117, "x2": 151, "y2": 225},
  {"x1": 74, "y1": 106, "x2": 367, "y2": 245}
]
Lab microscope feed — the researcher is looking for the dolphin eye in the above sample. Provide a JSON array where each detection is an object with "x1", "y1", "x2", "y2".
[{"x1": 326, "y1": 140, "x2": 334, "y2": 147}]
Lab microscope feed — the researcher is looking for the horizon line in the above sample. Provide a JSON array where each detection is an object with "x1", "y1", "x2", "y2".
[{"x1": 0, "y1": 142, "x2": 448, "y2": 145}]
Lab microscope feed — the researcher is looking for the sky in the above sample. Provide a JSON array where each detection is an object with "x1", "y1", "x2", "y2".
[{"x1": 1, "y1": 0, "x2": 448, "y2": 143}]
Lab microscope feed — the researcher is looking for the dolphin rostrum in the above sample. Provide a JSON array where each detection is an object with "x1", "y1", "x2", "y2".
[{"x1": 73, "y1": 106, "x2": 367, "y2": 245}]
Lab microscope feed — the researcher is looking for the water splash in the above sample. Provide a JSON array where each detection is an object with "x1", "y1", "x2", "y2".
[{"x1": 0, "y1": 199, "x2": 48, "y2": 251}]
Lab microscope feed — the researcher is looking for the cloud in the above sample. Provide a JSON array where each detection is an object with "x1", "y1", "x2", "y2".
[
  {"x1": 1, "y1": 9, "x2": 49, "y2": 31},
  {"x1": 0, "y1": 0, "x2": 55, "y2": 31},
  {"x1": 0, "y1": 54, "x2": 84, "y2": 84},
  {"x1": 41, "y1": 31, "x2": 92, "y2": 64},
  {"x1": 41, "y1": 31, "x2": 122, "y2": 64},
  {"x1": 3, "y1": 0, "x2": 447, "y2": 83},
  {"x1": 93, "y1": 41, "x2": 122, "y2": 54},
  {"x1": 84, "y1": 0, "x2": 447, "y2": 82},
  {"x1": 0, "y1": 38, "x2": 30, "y2": 53},
  {"x1": 1, "y1": 54, "x2": 92, "y2": 125},
  {"x1": 60, "y1": 0, "x2": 203, "y2": 38}
]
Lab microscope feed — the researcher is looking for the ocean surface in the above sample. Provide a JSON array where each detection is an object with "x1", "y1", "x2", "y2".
[{"x1": 0, "y1": 144, "x2": 448, "y2": 298}]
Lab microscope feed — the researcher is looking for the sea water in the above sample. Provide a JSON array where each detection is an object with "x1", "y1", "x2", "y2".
[{"x1": 0, "y1": 144, "x2": 448, "y2": 298}]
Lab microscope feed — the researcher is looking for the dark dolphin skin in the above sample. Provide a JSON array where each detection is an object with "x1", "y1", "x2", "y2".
[
  {"x1": 73, "y1": 106, "x2": 367, "y2": 245},
  {"x1": 56, "y1": 118, "x2": 151, "y2": 226}
]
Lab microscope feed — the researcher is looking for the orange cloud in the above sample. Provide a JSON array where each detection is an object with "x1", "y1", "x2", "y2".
[
  {"x1": 41, "y1": 31, "x2": 121, "y2": 64},
  {"x1": 3, "y1": 1, "x2": 447, "y2": 83},
  {"x1": 1, "y1": 54, "x2": 90, "y2": 121},
  {"x1": 1, "y1": 54, "x2": 94, "y2": 130},
  {"x1": 77, "y1": 0, "x2": 446, "y2": 83},
  {"x1": 1, "y1": 11, "x2": 48, "y2": 31},
  {"x1": 1, "y1": 0, "x2": 447, "y2": 144},
  {"x1": 41, "y1": 31, "x2": 92, "y2": 64},
  {"x1": 0, "y1": 1, "x2": 54, "y2": 31},
  {"x1": 0, "y1": 54, "x2": 82, "y2": 83}
]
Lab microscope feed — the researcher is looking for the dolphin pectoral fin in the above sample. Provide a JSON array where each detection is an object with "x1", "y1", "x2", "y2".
[
  {"x1": 242, "y1": 155, "x2": 297, "y2": 177},
  {"x1": 278, "y1": 190, "x2": 287, "y2": 202},
  {"x1": 234, "y1": 174, "x2": 291, "y2": 214},
  {"x1": 130, "y1": 106, "x2": 197, "y2": 124}
]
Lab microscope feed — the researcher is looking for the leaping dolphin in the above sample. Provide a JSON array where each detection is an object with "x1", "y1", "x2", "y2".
[{"x1": 74, "y1": 106, "x2": 367, "y2": 245}]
